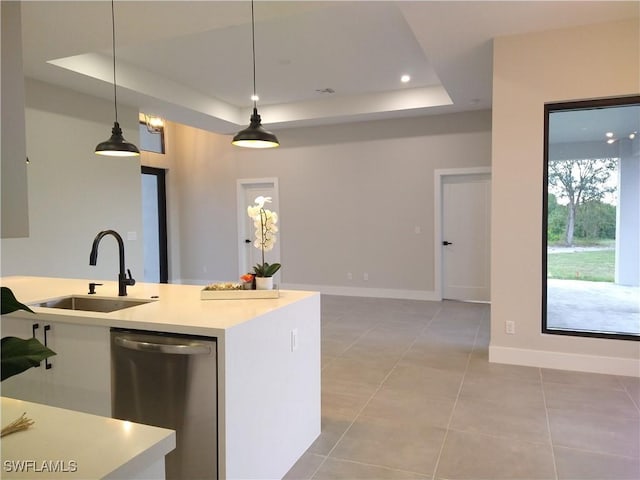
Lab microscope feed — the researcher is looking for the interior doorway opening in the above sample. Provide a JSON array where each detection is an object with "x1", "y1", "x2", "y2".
[
  {"x1": 434, "y1": 167, "x2": 491, "y2": 303},
  {"x1": 237, "y1": 178, "x2": 280, "y2": 279}
]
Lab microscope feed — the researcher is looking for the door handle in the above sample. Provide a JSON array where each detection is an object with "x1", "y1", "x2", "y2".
[
  {"x1": 44, "y1": 325, "x2": 52, "y2": 369},
  {"x1": 32, "y1": 323, "x2": 41, "y2": 367},
  {"x1": 114, "y1": 336, "x2": 211, "y2": 355},
  {"x1": 245, "y1": 239, "x2": 251, "y2": 244},
  {"x1": 442, "y1": 241, "x2": 453, "y2": 246}
]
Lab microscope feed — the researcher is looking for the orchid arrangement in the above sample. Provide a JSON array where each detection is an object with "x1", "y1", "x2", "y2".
[{"x1": 247, "y1": 196, "x2": 281, "y2": 278}]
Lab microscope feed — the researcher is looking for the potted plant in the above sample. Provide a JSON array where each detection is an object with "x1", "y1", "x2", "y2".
[
  {"x1": 1, "y1": 287, "x2": 56, "y2": 381},
  {"x1": 247, "y1": 196, "x2": 281, "y2": 290}
]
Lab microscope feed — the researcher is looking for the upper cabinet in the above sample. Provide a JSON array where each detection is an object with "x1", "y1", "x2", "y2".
[{"x1": 1, "y1": 1, "x2": 30, "y2": 238}]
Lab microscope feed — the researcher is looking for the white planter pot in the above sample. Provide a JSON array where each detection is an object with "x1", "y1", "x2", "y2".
[{"x1": 255, "y1": 277, "x2": 273, "y2": 290}]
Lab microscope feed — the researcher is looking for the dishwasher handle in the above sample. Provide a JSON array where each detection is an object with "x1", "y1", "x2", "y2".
[{"x1": 114, "y1": 336, "x2": 212, "y2": 355}]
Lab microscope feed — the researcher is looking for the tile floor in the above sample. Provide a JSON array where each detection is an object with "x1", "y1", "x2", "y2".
[{"x1": 284, "y1": 295, "x2": 640, "y2": 480}]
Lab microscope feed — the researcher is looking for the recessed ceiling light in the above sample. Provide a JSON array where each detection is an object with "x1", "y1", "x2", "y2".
[
  {"x1": 400, "y1": 74, "x2": 411, "y2": 83},
  {"x1": 605, "y1": 132, "x2": 614, "y2": 138},
  {"x1": 606, "y1": 138, "x2": 616, "y2": 144},
  {"x1": 251, "y1": 94, "x2": 259, "y2": 102},
  {"x1": 630, "y1": 132, "x2": 637, "y2": 140}
]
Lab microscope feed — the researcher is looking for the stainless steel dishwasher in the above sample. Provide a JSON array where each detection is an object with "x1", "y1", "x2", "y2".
[{"x1": 111, "y1": 329, "x2": 217, "y2": 480}]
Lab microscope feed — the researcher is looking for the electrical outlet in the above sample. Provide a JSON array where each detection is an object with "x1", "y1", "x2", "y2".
[
  {"x1": 363, "y1": 273, "x2": 369, "y2": 281},
  {"x1": 505, "y1": 321, "x2": 515, "y2": 335},
  {"x1": 347, "y1": 272, "x2": 353, "y2": 280},
  {"x1": 291, "y1": 328, "x2": 298, "y2": 352}
]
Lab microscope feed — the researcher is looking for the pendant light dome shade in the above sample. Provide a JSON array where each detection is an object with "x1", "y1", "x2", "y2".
[
  {"x1": 233, "y1": 0, "x2": 279, "y2": 149},
  {"x1": 95, "y1": 0, "x2": 139, "y2": 157},
  {"x1": 232, "y1": 108, "x2": 279, "y2": 148},
  {"x1": 95, "y1": 122, "x2": 140, "y2": 157}
]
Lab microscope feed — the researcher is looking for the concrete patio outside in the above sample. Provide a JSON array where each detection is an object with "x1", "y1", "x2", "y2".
[{"x1": 547, "y1": 278, "x2": 640, "y2": 336}]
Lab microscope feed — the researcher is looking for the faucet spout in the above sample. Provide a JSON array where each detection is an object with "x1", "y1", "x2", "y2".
[{"x1": 89, "y1": 230, "x2": 135, "y2": 296}]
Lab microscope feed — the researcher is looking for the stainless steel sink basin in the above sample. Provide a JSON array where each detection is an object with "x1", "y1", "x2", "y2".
[{"x1": 33, "y1": 295, "x2": 154, "y2": 313}]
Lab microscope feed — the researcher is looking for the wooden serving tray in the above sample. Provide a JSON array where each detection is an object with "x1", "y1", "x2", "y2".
[{"x1": 200, "y1": 288, "x2": 280, "y2": 300}]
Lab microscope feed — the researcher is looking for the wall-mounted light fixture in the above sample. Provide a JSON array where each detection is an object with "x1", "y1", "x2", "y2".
[{"x1": 144, "y1": 114, "x2": 164, "y2": 134}]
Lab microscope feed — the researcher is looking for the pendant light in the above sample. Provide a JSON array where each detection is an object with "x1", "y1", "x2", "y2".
[
  {"x1": 95, "y1": 0, "x2": 140, "y2": 157},
  {"x1": 232, "y1": 0, "x2": 279, "y2": 149}
]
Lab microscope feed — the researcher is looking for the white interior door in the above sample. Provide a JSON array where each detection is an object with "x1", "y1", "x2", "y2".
[
  {"x1": 442, "y1": 173, "x2": 491, "y2": 302},
  {"x1": 237, "y1": 179, "x2": 280, "y2": 276}
]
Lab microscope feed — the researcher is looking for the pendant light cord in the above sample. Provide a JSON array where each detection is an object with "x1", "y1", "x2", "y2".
[
  {"x1": 251, "y1": 0, "x2": 257, "y2": 110},
  {"x1": 111, "y1": 0, "x2": 119, "y2": 124}
]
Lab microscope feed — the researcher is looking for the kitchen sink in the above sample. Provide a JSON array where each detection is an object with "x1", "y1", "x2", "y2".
[{"x1": 33, "y1": 295, "x2": 155, "y2": 313}]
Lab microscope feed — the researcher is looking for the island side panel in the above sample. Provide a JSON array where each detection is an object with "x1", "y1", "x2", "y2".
[{"x1": 222, "y1": 293, "x2": 321, "y2": 480}]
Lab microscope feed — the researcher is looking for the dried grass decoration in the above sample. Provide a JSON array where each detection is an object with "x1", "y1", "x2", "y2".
[{"x1": 1, "y1": 412, "x2": 35, "y2": 437}]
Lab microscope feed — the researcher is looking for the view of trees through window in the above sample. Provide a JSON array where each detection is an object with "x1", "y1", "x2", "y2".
[
  {"x1": 547, "y1": 158, "x2": 617, "y2": 283},
  {"x1": 543, "y1": 97, "x2": 639, "y2": 340}
]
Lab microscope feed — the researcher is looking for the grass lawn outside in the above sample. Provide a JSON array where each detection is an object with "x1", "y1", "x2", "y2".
[{"x1": 547, "y1": 249, "x2": 615, "y2": 282}]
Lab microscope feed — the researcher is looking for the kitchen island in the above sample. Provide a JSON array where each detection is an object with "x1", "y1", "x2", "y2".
[
  {"x1": 1, "y1": 397, "x2": 175, "y2": 479},
  {"x1": 0, "y1": 276, "x2": 321, "y2": 480}
]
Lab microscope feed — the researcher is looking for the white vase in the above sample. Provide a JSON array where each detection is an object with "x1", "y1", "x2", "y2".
[{"x1": 255, "y1": 276, "x2": 273, "y2": 290}]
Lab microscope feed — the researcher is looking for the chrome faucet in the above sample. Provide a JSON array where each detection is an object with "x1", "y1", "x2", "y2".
[{"x1": 89, "y1": 230, "x2": 135, "y2": 296}]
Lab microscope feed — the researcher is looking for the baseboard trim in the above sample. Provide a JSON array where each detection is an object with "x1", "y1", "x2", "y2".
[
  {"x1": 280, "y1": 283, "x2": 440, "y2": 301},
  {"x1": 173, "y1": 280, "x2": 440, "y2": 302},
  {"x1": 173, "y1": 278, "x2": 210, "y2": 285},
  {"x1": 489, "y1": 345, "x2": 640, "y2": 377}
]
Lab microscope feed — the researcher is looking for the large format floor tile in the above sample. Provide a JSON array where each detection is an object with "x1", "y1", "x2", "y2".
[
  {"x1": 547, "y1": 408, "x2": 640, "y2": 458},
  {"x1": 286, "y1": 295, "x2": 639, "y2": 480},
  {"x1": 543, "y1": 382, "x2": 640, "y2": 418},
  {"x1": 554, "y1": 446, "x2": 640, "y2": 480},
  {"x1": 435, "y1": 430, "x2": 555, "y2": 480},
  {"x1": 359, "y1": 386, "x2": 455, "y2": 430},
  {"x1": 449, "y1": 395, "x2": 550, "y2": 444},
  {"x1": 313, "y1": 457, "x2": 429, "y2": 480},
  {"x1": 330, "y1": 419, "x2": 446, "y2": 475},
  {"x1": 383, "y1": 364, "x2": 464, "y2": 399}
]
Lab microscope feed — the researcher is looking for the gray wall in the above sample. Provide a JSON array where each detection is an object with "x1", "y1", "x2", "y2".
[
  {"x1": 170, "y1": 110, "x2": 492, "y2": 297},
  {"x1": 1, "y1": 78, "x2": 491, "y2": 300},
  {"x1": 1, "y1": 79, "x2": 143, "y2": 285}
]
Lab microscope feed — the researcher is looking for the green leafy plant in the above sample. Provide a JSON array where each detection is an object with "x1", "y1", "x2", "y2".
[
  {"x1": 252, "y1": 262, "x2": 282, "y2": 278},
  {"x1": 1, "y1": 287, "x2": 56, "y2": 381}
]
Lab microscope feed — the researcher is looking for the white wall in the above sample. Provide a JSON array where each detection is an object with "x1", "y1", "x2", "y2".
[
  {"x1": 0, "y1": 79, "x2": 144, "y2": 289},
  {"x1": 169, "y1": 111, "x2": 492, "y2": 298},
  {"x1": 1, "y1": 1, "x2": 30, "y2": 238},
  {"x1": 140, "y1": 121, "x2": 182, "y2": 282},
  {"x1": 490, "y1": 19, "x2": 640, "y2": 376},
  {"x1": 615, "y1": 138, "x2": 640, "y2": 286}
]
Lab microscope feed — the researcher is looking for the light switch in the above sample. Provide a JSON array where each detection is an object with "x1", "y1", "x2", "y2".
[{"x1": 291, "y1": 329, "x2": 298, "y2": 352}]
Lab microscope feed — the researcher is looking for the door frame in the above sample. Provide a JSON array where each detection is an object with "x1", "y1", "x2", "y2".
[
  {"x1": 236, "y1": 177, "x2": 280, "y2": 276},
  {"x1": 434, "y1": 167, "x2": 491, "y2": 301},
  {"x1": 141, "y1": 166, "x2": 169, "y2": 283}
]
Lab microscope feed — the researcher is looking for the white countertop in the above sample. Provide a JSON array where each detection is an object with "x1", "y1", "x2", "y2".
[
  {"x1": 1, "y1": 276, "x2": 318, "y2": 337},
  {"x1": 0, "y1": 397, "x2": 175, "y2": 479}
]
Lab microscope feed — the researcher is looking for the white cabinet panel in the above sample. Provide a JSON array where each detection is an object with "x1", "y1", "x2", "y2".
[{"x1": 1, "y1": 317, "x2": 111, "y2": 416}]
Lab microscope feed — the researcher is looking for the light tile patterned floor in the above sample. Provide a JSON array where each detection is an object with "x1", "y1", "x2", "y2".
[{"x1": 284, "y1": 295, "x2": 640, "y2": 480}]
